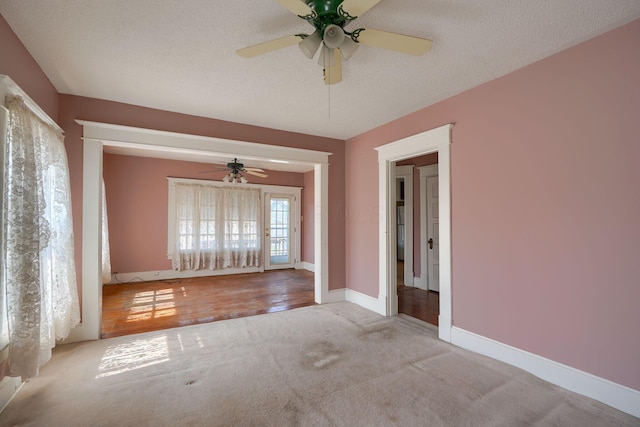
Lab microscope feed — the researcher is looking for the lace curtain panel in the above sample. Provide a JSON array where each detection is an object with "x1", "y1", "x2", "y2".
[
  {"x1": 172, "y1": 183, "x2": 262, "y2": 271},
  {"x1": 102, "y1": 179, "x2": 111, "y2": 284},
  {"x1": 3, "y1": 96, "x2": 79, "y2": 380}
]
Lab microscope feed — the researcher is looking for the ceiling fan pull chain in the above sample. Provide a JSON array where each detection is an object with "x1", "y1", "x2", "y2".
[{"x1": 328, "y1": 70, "x2": 331, "y2": 117}]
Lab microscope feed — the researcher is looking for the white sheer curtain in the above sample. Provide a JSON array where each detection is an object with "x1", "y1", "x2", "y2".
[
  {"x1": 3, "y1": 96, "x2": 79, "y2": 380},
  {"x1": 101, "y1": 179, "x2": 111, "y2": 284},
  {"x1": 172, "y1": 183, "x2": 261, "y2": 271}
]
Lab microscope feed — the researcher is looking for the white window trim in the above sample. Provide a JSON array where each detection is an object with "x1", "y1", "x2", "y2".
[{"x1": 166, "y1": 177, "x2": 302, "y2": 268}]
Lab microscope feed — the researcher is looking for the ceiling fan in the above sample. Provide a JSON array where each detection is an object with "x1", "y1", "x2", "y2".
[
  {"x1": 236, "y1": 0, "x2": 433, "y2": 85},
  {"x1": 199, "y1": 158, "x2": 268, "y2": 183}
]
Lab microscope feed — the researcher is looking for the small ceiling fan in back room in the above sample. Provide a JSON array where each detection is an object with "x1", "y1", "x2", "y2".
[
  {"x1": 199, "y1": 158, "x2": 268, "y2": 183},
  {"x1": 236, "y1": 0, "x2": 433, "y2": 85}
]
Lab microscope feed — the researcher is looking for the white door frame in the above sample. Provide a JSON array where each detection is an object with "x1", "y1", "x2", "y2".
[
  {"x1": 375, "y1": 124, "x2": 453, "y2": 342},
  {"x1": 70, "y1": 120, "x2": 331, "y2": 342},
  {"x1": 264, "y1": 191, "x2": 301, "y2": 270},
  {"x1": 395, "y1": 165, "x2": 413, "y2": 286}
]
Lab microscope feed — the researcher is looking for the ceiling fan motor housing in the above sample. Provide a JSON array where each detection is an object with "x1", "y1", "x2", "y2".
[
  {"x1": 227, "y1": 158, "x2": 244, "y2": 173},
  {"x1": 303, "y1": 0, "x2": 354, "y2": 33}
]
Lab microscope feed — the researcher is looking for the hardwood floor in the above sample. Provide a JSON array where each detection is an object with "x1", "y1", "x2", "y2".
[
  {"x1": 102, "y1": 269, "x2": 315, "y2": 339},
  {"x1": 397, "y1": 260, "x2": 439, "y2": 326},
  {"x1": 397, "y1": 285, "x2": 439, "y2": 326}
]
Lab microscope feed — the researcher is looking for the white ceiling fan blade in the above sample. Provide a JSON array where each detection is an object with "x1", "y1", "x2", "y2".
[
  {"x1": 323, "y1": 48, "x2": 342, "y2": 85},
  {"x1": 356, "y1": 28, "x2": 433, "y2": 56},
  {"x1": 237, "y1": 35, "x2": 303, "y2": 58},
  {"x1": 245, "y1": 170, "x2": 269, "y2": 178},
  {"x1": 275, "y1": 0, "x2": 314, "y2": 16},
  {"x1": 244, "y1": 167, "x2": 266, "y2": 173},
  {"x1": 198, "y1": 167, "x2": 229, "y2": 174},
  {"x1": 340, "y1": 0, "x2": 383, "y2": 17}
]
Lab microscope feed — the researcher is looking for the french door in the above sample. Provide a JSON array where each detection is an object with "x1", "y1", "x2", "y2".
[{"x1": 264, "y1": 193, "x2": 297, "y2": 270}]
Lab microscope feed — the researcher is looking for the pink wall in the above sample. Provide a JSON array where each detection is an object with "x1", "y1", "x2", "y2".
[
  {"x1": 103, "y1": 153, "x2": 306, "y2": 273},
  {"x1": 0, "y1": 14, "x2": 58, "y2": 121},
  {"x1": 57, "y1": 95, "x2": 346, "y2": 293},
  {"x1": 302, "y1": 171, "x2": 315, "y2": 263},
  {"x1": 346, "y1": 19, "x2": 640, "y2": 390}
]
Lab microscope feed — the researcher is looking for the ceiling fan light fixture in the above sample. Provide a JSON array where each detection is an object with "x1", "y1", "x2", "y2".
[
  {"x1": 340, "y1": 36, "x2": 359, "y2": 61},
  {"x1": 222, "y1": 174, "x2": 231, "y2": 183},
  {"x1": 240, "y1": 176, "x2": 248, "y2": 184},
  {"x1": 318, "y1": 46, "x2": 333, "y2": 67},
  {"x1": 323, "y1": 24, "x2": 344, "y2": 49},
  {"x1": 299, "y1": 31, "x2": 322, "y2": 59}
]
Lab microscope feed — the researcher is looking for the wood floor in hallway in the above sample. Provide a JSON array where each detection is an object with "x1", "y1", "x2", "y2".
[
  {"x1": 101, "y1": 269, "x2": 315, "y2": 338},
  {"x1": 397, "y1": 285, "x2": 439, "y2": 326},
  {"x1": 397, "y1": 261, "x2": 439, "y2": 326}
]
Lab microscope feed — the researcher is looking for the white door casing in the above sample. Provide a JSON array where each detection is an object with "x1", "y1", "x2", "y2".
[
  {"x1": 427, "y1": 176, "x2": 440, "y2": 292},
  {"x1": 376, "y1": 124, "x2": 453, "y2": 343},
  {"x1": 264, "y1": 192, "x2": 301, "y2": 270}
]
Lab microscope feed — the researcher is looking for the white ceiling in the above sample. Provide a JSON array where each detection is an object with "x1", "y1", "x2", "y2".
[{"x1": 1, "y1": 0, "x2": 640, "y2": 141}]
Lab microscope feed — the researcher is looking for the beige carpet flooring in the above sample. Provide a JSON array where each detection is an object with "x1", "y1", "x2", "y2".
[{"x1": 1, "y1": 302, "x2": 638, "y2": 426}]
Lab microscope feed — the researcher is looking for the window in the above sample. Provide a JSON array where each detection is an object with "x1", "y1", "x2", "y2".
[{"x1": 168, "y1": 180, "x2": 262, "y2": 271}]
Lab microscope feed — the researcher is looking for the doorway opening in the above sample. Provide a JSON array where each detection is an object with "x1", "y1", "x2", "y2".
[
  {"x1": 265, "y1": 193, "x2": 299, "y2": 269},
  {"x1": 395, "y1": 156, "x2": 439, "y2": 326},
  {"x1": 71, "y1": 120, "x2": 331, "y2": 342},
  {"x1": 375, "y1": 124, "x2": 453, "y2": 342}
]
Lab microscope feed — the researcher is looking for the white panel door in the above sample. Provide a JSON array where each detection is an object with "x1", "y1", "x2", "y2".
[
  {"x1": 427, "y1": 176, "x2": 440, "y2": 292},
  {"x1": 265, "y1": 194, "x2": 296, "y2": 270}
]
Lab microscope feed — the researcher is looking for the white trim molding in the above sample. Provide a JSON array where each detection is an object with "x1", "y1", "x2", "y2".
[
  {"x1": 67, "y1": 138, "x2": 103, "y2": 343},
  {"x1": 107, "y1": 267, "x2": 263, "y2": 284},
  {"x1": 74, "y1": 120, "x2": 332, "y2": 341},
  {"x1": 324, "y1": 288, "x2": 386, "y2": 315},
  {"x1": 326, "y1": 288, "x2": 347, "y2": 303},
  {"x1": 0, "y1": 75, "x2": 63, "y2": 133},
  {"x1": 375, "y1": 124, "x2": 453, "y2": 342},
  {"x1": 451, "y1": 327, "x2": 640, "y2": 418},
  {"x1": 346, "y1": 289, "x2": 386, "y2": 315},
  {"x1": 0, "y1": 376, "x2": 22, "y2": 414},
  {"x1": 302, "y1": 262, "x2": 315, "y2": 272}
]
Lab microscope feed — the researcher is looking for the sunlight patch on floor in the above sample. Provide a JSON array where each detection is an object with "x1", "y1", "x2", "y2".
[
  {"x1": 127, "y1": 290, "x2": 177, "y2": 322},
  {"x1": 96, "y1": 335, "x2": 169, "y2": 379}
]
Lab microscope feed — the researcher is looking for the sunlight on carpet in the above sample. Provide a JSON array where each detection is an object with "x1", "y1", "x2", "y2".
[{"x1": 96, "y1": 335, "x2": 171, "y2": 379}]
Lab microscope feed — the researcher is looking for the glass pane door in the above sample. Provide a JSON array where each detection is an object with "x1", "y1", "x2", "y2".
[{"x1": 265, "y1": 194, "x2": 294, "y2": 269}]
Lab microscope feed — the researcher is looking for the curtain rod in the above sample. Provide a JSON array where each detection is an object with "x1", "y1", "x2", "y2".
[{"x1": 0, "y1": 74, "x2": 64, "y2": 134}]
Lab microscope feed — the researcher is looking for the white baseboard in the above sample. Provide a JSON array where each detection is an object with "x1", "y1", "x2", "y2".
[
  {"x1": 346, "y1": 289, "x2": 386, "y2": 315},
  {"x1": 324, "y1": 288, "x2": 384, "y2": 315},
  {"x1": 0, "y1": 376, "x2": 22, "y2": 413},
  {"x1": 326, "y1": 288, "x2": 346, "y2": 303},
  {"x1": 302, "y1": 262, "x2": 315, "y2": 272},
  {"x1": 413, "y1": 276, "x2": 427, "y2": 290},
  {"x1": 108, "y1": 267, "x2": 263, "y2": 284},
  {"x1": 451, "y1": 326, "x2": 640, "y2": 418}
]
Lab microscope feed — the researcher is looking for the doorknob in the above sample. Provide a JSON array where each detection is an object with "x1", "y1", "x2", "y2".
[{"x1": 428, "y1": 238, "x2": 433, "y2": 249}]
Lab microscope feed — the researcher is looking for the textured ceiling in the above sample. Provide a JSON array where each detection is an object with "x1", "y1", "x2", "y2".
[{"x1": 1, "y1": 0, "x2": 640, "y2": 140}]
